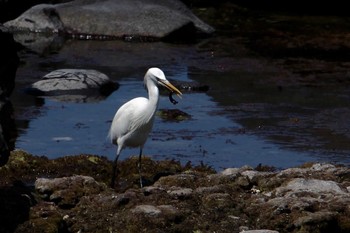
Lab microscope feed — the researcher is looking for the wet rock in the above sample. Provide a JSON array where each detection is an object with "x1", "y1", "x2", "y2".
[
  {"x1": 29, "y1": 69, "x2": 116, "y2": 93},
  {"x1": 158, "y1": 108, "x2": 191, "y2": 121},
  {"x1": 4, "y1": 0, "x2": 214, "y2": 40},
  {"x1": 26, "y1": 69, "x2": 118, "y2": 102}
]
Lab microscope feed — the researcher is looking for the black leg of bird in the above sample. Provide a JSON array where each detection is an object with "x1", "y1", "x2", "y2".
[
  {"x1": 138, "y1": 148, "x2": 143, "y2": 188},
  {"x1": 111, "y1": 153, "x2": 120, "y2": 188}
]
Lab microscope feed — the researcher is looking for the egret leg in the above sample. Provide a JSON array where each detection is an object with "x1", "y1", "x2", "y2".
[
  {"x1": 138, "y1": 148, "x2": 143, "y2": 188},
  {"x1": 110, "y1": 152, "x2": 120, "y2": 188}
]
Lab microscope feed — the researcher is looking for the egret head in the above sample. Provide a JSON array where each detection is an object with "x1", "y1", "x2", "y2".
[{"x1": 145, "y1": 67, "x2": 182, "y2": 97}]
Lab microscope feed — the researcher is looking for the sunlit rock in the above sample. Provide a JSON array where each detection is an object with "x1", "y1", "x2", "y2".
[
  {"x1": 275, "y1": 178, "x2": 346, "y2": 196},
  {"x1": 26, "y1": 69, "x2": 118, "y2": 102}
]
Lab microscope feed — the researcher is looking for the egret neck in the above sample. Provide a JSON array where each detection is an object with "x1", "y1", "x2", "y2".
[{"x1": 144, "y1": 77, "x2": 160, "y2": 121}]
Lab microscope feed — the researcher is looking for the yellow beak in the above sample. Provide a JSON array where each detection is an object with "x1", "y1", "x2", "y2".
[{"x1": 160, "y1": 80, "x2": 182, "y2": 98}]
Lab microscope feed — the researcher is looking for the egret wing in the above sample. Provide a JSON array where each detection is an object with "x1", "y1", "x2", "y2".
[{"x1": 108, "y1": 97, "x2": 149, "y2": 143}]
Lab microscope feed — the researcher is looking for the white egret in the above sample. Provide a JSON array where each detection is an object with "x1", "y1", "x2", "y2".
[{"x1": 109, "y1": 68, "x2": 182, "y2": 188}]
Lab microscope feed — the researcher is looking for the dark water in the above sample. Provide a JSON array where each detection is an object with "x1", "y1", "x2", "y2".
[{"x1": 10, "y1": 37, "x2": 350, "y2": 171}]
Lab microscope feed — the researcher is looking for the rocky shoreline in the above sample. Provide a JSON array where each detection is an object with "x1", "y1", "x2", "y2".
[
  {"x1": 1, "y1": 150, "x2": 350, "y2": 233},
  {"x1": 1, "y1": 1, "x2": 350, "y2": 233}
]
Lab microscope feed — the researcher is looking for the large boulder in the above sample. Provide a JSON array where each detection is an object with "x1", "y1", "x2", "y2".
[{"x1": 3, "y1": 0, "x2": 214, "y2": 40}]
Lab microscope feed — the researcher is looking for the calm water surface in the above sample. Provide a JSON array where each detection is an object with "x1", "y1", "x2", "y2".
[{"x1": 10, "y1": 39, "x2": 350, "y2": 171}]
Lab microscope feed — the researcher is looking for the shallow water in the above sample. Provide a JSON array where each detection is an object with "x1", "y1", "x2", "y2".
[{"x1": 10, "y1": 38, "x2": 350, "y2": 171}]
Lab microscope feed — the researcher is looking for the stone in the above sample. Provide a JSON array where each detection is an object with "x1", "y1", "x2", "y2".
[
  {"x1": 221, "y1": 167, "x2": 241, "y2": 176},
  {"x1": 31, "y1": 69, "x2": 112, "y2": 92},
  {"x1": 195, "y1": 185, "x2": 224, "y2": 195},
  {"x1": 131, "y1": 204, "x2": 162, "y2": 216},
  {"x1": 26, "y1": 69, "x2": 118, "y2": 102},
  {"x1": 4, "y1": 0, "x2": 214, "y2": 40},
  {"x1": 168, "y1": 187, "x2": 193, "y2": 199},
  {"x1": 239, "y1": 230, "x2": 279, "y2": 233},
  {"x1": 35, "y1": 175, "x2": 107, "y2": 207},
  {"x1": 275, "y1": 178, "x2": 346, "y2": 196}
]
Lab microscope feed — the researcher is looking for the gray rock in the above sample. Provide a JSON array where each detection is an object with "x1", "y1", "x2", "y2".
[
  {"x1": 221, "y1": 167, "x2": 241, "y2": 176},
  {"x1": 35, "y1": 175, "x2": 107, "y2": 207},
  {"x1": 11, "y1": 32, "x2": 64, "y2": 54},
  {"x1": 131, "y1": 204, "x2": 162, "y2": 216},
  {"x1": 168, "y1": 187, "x2": 193, "y2": 198},
  {"x1": 157, "y1": 205, "x2": 179, "y2": 215},
  {"x1": 142, "y1": 186, "x2": 166, "y2": 195},
  {"x1": 27, "y1": 69, "x2": 118, "y2": 102},
  {"x1": 195, "y1": 185, "x2": 224, "y2": 195},
  {"x1": 4, "y1": 0, "x2": 214, "y2": 39},
  {"x1": 275, "y1": 178, "x2": 346, "y2": 196},
  {"x1": 277, "y1": 163, "x2": 338, "y2": 177},
  {"x1": 32, "y1": 69, "x2": 111, "y2": 92},
  {"x1": 239, "y1": 230, "x2": 279, "y2": 233},
  {"x1": 4, "y1": 4, "x2": 63, "y2": 33}
]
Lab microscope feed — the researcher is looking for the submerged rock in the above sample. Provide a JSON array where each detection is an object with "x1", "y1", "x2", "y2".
[
  {"x1": 4, "y1": 0, "x2": 214, "y2": 41},
  {"x1": 158, "y1": 109, "x2": 191, "y2": 121}
]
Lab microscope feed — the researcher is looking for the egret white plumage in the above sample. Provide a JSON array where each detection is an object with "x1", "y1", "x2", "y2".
[{"x1": 109, "y1": 68, "x2": 182, "y2": 188}]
